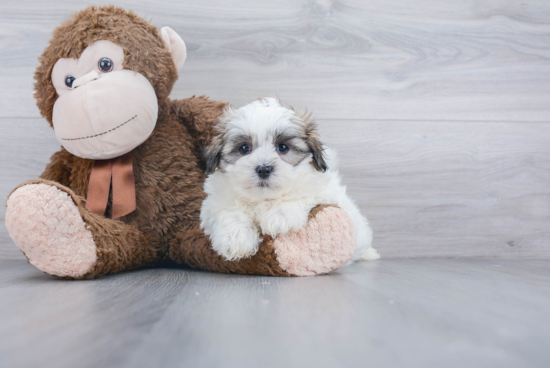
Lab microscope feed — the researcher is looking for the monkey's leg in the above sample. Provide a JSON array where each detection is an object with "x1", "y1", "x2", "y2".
[
  {"x1": 169, "y1": 205, "x2": 357, "y2": 276},
  {"x1": 5, "y1": 179, "x2": 157, "y2": 279}
]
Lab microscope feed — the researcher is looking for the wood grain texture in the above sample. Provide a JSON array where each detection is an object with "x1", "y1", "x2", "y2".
[
  {"x1": 318, "y1": 119, "x2": 550, "y2": 258},
  {"x1": 1, "y1": 258, "x2": 549, "y2": 368},
  {"x1": 0, "y1": 0, "x2": 550, "y2": 121},
  {"x1": 1, "y1": 1, "x2": 549, "y2": 260}
]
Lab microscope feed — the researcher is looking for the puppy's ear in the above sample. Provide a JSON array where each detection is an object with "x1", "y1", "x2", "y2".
[
  {"x1": 201, "y1": 135, "x2": 224, "y2": 175},
  {"x1": 294, "y1": 109, "x2": 328, "y2": 172},
  {"x1": 307, "y1": 134, "x2": 328, "y2": 172}
]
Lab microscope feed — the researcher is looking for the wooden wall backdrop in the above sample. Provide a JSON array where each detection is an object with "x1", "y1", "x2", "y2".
[{"x1": 1, "y1": 0, "x2": 549, "y2": 260}]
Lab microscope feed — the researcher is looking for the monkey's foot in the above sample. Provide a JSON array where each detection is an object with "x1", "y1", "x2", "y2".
[
  {"x1": 6, "y1": 183, "x2": 97, "y2": 278},
  {"x1": 273, "y1": 206, "x2": 357, "y2": 276}
]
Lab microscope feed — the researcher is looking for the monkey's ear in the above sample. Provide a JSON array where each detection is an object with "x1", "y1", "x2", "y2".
[
  {"x1": 201, "y1": 135, "x2": 224, "y2": 175},
  {"x1": 160, "y1": 26, "x2": 187, "y2": 72}
]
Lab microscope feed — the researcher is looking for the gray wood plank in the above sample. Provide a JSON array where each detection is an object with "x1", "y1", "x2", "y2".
[
  {"x1": 1, "y1": 0, "x2": 550, "y2": 121},
  {"x1": 318, "y1": 119, "x2": 550, "y2": 259},
  {"x1": 0, "y1": 259, "x2": 549, "y2": 368},
  {"x1": 2, "y1": 117, "x2": 549, "y2": 260}
]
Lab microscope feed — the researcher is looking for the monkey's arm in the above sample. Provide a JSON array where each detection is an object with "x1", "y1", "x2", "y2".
[
  {"x1": 170, "y1": 96, "x2": 228, "y2": 150},
  {"x1": 39, "y1": 148, "x2": 74, "y2": 187}
]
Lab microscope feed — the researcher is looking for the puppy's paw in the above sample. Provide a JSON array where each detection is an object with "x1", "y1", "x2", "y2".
[
  {"x1": 260, "y1": 204, "x2": 309, "y2": 238},
  {"x1": 210, "y1": 223, "x2": 261, "y2": 261}
]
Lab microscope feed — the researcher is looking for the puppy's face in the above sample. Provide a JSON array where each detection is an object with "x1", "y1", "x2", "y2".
[{"x1": 203, "y1": 98, "x2": 327, "y2": 200}]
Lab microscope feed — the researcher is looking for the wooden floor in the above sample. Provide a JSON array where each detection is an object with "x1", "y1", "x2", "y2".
[
  {"x1": 1, "y1": 1, "x2": 549, "y2": 367},
  {"x1": 0, "y1": 258, "x2": 549, "y2": 368}
]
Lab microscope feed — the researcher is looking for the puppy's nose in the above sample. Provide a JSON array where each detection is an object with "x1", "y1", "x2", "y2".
[{"x1": 256, "y1": 165, "x2": 273, "y2": 179}]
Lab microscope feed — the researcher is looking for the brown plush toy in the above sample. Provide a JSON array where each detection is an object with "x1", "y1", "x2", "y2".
[{"x1": 5, "y1": 6, "x2": 358, "y2": 279}]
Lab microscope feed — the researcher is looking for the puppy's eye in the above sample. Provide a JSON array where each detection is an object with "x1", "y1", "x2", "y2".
[
  {"x1": 239, "y1": 144, "x2": 251, "y2": 155},
  {"x1": 98, "y1": 57, "x2": 113, "y2": 72},
  {"x1": 65, "y1": 76, "x2": 75, "y2": 88},
  {"x1": 277, "y1": 143, "x2": 289, "y2": 154}
]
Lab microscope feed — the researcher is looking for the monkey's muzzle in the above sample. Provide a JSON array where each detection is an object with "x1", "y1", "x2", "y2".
[{"x1": 52, "y1": 70, "x2": 158, "y2": 160}]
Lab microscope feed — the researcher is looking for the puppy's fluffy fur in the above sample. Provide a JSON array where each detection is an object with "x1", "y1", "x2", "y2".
[{"x1": 200, "y1": 97, "x2": 379, "y2": 262}]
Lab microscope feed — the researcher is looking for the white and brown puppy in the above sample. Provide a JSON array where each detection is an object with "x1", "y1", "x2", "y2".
[{"x1": 200, "y1": 97, "x2": 379, "y2": 262}]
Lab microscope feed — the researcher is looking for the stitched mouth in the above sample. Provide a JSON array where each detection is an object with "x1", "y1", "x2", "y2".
[{"x1": 61, "y1": 115, "x2": 137, "y2": 141}]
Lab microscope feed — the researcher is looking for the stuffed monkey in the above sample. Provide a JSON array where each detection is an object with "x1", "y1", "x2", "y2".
[{"x1": 5, "y1": 6, "x2": 358, "y2": 279}]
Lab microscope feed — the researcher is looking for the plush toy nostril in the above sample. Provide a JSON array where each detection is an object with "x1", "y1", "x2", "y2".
[
  {"x1": 72, "y1": 70, "x2": 99, "y2": 89},
  {"x1": 256, "y1": 165, "x2": 273, "y2": 179}
]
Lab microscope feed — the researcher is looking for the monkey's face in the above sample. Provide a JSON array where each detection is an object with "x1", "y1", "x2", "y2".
[
  {"x1": 50, "y1": 40, "x2": 158, "y2": 160},
  {"x1": 34, "y1": 7, "x2": 186, "y2": 159}
]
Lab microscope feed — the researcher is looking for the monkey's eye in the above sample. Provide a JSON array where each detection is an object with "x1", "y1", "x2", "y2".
[
  {"x1": 239, "y1": 144, "x2": 251, "y2": 155},
  {"x1": 98, "y1": 57, "x2": 113, "y2": 72},
  {"x1": 65, "y1": 76, "x2": 75, "y2": 88},
  {"x1": 277, "y1": 143, "x2": 289, "y2": 154}
]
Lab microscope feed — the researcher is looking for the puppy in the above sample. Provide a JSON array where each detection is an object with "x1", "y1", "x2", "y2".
[{"x1": 200, "y1": 97, "x2": 379, "y2": 262}]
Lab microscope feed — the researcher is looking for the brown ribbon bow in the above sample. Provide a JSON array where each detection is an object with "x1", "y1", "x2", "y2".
[{"x1": 85, "y1": 151, "x2": 136, "y2": 219}]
